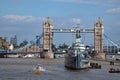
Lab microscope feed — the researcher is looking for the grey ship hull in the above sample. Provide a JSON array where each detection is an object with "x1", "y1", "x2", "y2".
[{"x1": 65, "y1": 54, "x2": 90, "y2": 69}]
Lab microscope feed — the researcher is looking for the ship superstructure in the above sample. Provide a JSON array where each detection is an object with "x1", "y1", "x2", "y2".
[{"x1": 65, "y1": 24, "x2": 90, "y2": 69}]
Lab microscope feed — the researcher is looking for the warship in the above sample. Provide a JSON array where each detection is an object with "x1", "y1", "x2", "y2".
[{"x1": 65, "y1": 25, "x2": 90, "y2": 69}]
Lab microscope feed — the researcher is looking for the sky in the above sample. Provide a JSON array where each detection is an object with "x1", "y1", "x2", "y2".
[{"x1": 0, "y1": 0, "x2": 120, "y2": 46}]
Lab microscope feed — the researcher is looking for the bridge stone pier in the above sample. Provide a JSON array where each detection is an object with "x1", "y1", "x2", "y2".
[{"x1": 41, "y1": 17, "x2": 105, "y2": 59}]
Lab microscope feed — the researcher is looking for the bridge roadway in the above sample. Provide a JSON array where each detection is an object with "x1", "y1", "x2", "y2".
[{"x1": 52, "y1": 29, "x2": 94, "y2": 33}]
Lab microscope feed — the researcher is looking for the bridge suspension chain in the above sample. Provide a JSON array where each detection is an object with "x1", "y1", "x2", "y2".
[{"x1": 104, "y1": 34, "x2": 120, "y2": 53}]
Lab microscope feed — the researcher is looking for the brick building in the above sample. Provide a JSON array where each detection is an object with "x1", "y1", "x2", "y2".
[{"x1": 0, "y1": 37, "x2": 9, "y2": 50}]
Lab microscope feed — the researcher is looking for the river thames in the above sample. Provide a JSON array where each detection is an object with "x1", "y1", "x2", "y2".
[{"x1": 0, "y1": 58, "x2": 120, "y2": 80}]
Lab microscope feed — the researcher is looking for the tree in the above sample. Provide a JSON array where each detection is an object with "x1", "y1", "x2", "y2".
[
  {"x1": 52, "y1": 44, "x2": 57, "y2": 52},
  {"x1": 20, "y1": 40, "x2": 28, "y2": 47},
  {"x1": 58, "y1": 43, "x2": 68, "y2": 49},
  {"x1": 1, "y1": 45, "x2": 8, "y2": 50}
]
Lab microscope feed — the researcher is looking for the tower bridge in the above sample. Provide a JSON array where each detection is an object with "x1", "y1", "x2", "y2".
[
  {"x1": 2, "y1": 17, "x2": 120, "y2": 59},
  {"x1": 41, "y1": 17, "x2": 104, "y2": 59}
]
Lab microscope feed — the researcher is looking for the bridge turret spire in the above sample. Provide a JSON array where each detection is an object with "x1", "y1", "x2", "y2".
[
  {"x1": 44, "y1": 17, "x2": 53, "y2": 26},
  {"x1": 98, "y1": 17, "x2": 101, "y2": 23}
]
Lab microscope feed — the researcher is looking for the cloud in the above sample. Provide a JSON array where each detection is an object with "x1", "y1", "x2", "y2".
[
  {"x1": 106, "y1": 7, "x2": 120, "y2": 15},
  {"x1": 52, "y1": 0, "x2": 120, "y2": 6},
  {"x1": 69, "y1": 18, "x2": 80, "y2": 24},
  {"x1": 107, "y1": 0, "x2": 120, "y2": 6},
  {"x1": 0, "y1": 15, "x2": 43, "y2": 43},
  {"x1": 1, "y1": 15, "x2": 43, "y2": 23},
  {"x1": 52, "y1": 0, "x2": 100, "y2": 5},
  {"x1": 0, "y1": 15, "x2": 43, "y2": 32}
]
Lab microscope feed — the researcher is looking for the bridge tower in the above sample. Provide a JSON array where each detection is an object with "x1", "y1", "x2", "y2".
[
  {"x1": 94, "y1": 17, "x2": 105, "y2": 59},
  {"x1": 41, "y1": 17, "x2": 54, "y2": 58}
]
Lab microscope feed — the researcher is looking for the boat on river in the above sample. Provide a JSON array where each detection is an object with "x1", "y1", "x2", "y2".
[
  {"x1": 65, "y1": 25, "x2": 90, "y2": 69},
  {"x1": 33, "y1": 64, "x2": 46, "y2": 74}
]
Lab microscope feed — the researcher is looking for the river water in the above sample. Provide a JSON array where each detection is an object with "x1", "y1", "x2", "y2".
[{"x1": 0, "y1": 58, "x2": 120, "y2": 80}]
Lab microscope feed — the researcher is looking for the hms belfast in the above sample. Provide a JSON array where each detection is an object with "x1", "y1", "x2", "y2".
[{"x1": 65, "y1": 24, "x2": 90, "y2": 69}]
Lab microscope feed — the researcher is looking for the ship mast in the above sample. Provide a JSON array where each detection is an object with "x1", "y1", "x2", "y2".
[{"x1": 75, "y1": 24, "x2": 81, "y2": 43}]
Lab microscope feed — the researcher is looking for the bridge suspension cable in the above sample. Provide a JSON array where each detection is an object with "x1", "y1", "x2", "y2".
[
  {"x1": 104, "y1": 34, "x2": 120, "y2": 48},
  {"x1": 104, "y1": 34, "x2": 120, "y2": 53},
  {"x1": 12, "y1": 33, "x2": 43, "y2": 52}
]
